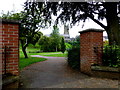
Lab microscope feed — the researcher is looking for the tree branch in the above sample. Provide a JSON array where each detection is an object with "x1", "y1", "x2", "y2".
[
  {"x1": 86, "y1": 13, "x2": 107, "y2": 30},
  {"x1": 79, "y1": 5, "x2": 107, "y2": 30},
  {"x1": 88, "y1": 3, "x2": 104, "y2": 7}
]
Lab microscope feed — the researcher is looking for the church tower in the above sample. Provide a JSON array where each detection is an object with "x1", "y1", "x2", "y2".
[
  {"x1": 63, "y1": 25, "x2": 70, "y2": 42},
  {"x1": 64, "y1": 25, "x2": 69, "y2": 35}
]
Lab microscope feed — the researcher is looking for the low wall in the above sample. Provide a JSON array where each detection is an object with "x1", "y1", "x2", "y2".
[{"x1": 91, "y1": 66, "x2": 119, "y2": 79}]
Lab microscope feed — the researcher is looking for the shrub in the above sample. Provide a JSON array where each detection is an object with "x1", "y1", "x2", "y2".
[
  {"x1": 65, "y1": 43, "x2": 72, "y2": 50},
  {"x1": 67, "y1": 47, "x2": 80, "y2": 70},
  {"x1": 61, "y1": 37, "x2": 66, "y2": 53},
  {"x1": 103, "y1": 45, "x2": 120, "y2": 67},
  {"x1": 103, "y1": 40, "x2": 109, "y2": 46}
]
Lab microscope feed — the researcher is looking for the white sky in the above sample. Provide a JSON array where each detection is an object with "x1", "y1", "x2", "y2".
[{"x1": 0, "y1": 0, "x2": 107, "y2": 38}]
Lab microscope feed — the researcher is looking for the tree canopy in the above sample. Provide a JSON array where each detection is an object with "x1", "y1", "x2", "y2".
[
  {"x1": 38, "y1": 2, "x2": 120, "y2": 46},
  {"x1": 1, "y1": 1, "x2": 120, "y2": 57},
  {"x1": 1, "y1": 2, "x2": 45, "y2": 58},
  {"x1": 3, "y1": 1, "x2": 120, "y2": 47}
]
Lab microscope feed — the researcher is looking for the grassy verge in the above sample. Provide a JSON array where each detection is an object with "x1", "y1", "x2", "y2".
[
  {"x1": 28, "y1": 51, "x2": 67, "y2": 57},
  {"x1": 19, "y1": 57, "x2": 46, "y2": 70},
  {"x1": 41, "y1": 53, "x2": 67, "y2": 57},
  {"x1": 19, "y1": 51, "x2": 47, "y2": 70}
]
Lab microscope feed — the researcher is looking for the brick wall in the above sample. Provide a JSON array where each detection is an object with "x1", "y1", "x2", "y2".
[
  {"x1": 79, "y1": 29, "x2": 103, "y2": 75},
  {"x1": 0, "y1": 22, "x2": 1, "y2": 90},
  {"x1": 0, "y1": 19, "x2": 19, "y2": 76}
]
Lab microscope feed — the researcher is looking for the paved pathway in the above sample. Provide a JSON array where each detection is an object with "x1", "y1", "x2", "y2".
[{"x1": 20, "y1": 55, "x2": 118, "y2": 88}]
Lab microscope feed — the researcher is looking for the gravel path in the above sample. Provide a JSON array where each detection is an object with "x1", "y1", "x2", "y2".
[{"x1": 20, "y1": 55, "x2": 118, "y2": 88}]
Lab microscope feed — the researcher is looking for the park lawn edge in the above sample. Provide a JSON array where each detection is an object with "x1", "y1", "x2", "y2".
[
  {"x1": 19, "y1": 56, "x2": 47, "y2": 70},
  {"x1": 28, "y1": 52, "x2": 68, "y2": 57}
]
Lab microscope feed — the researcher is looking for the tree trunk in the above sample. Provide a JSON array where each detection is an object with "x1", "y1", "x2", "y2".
[
  {"x1": 105, "y1": 2, "x2": 120, "y2": 46},
  {"x1": 22, "y1": 46, "x2": 28, "y2": 58},
  {"x1": 20, "y1": 39, "x2": 28, "y2": 58},
  {"x1": 56, "y1": 46, "x2": 57, "y2": 52}
]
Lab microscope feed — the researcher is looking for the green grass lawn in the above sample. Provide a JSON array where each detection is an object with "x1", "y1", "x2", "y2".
[
  {"x1": 19, "y1": 51, "x2": 47, "y2": 70},
  {"x1": 20, "y1": 51, "x2": 67, "y2": 70},
  {"x1": 28, "y1": 51, "x2": 67, "y2": 57},
  {"x1": 40, "y1": 52, "x2": 67, "y2": 57},
  {"x1": 20, "y1": 45, "x2": 67, "y2": 70}
]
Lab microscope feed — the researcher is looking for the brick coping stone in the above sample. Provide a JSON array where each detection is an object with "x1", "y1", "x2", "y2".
[
  {"x1": 79, "y1": 28, "x2": 105, "y2": 34},
  {"x1": 0, "y1": 19, "x2": 20, "y2": 24}
]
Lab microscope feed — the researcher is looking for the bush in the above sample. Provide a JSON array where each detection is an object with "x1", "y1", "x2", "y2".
[
  {"x1": 67, "y1": 47, "x2": 80, "y2": 70},
  {"x1": 61, "y1": 37, "x2": 66, "y2": 53},
  {"x1": 65, "y1": 43, "x2": 72, "y2": 50},
  {"x1": 103, "y1": 40, "x2": 109, "y2": 46},
  {"x1": 103, "y1": 45, "x2": 120, "y2": 67}
]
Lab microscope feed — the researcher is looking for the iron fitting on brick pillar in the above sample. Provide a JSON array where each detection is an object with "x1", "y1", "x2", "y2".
[{"x1": 79, "y1": 28, "x2": 104, "y2": 75}]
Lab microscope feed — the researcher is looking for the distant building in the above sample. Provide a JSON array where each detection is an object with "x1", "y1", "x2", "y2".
[
  {"x1": 70, "y1": 38, "x2": 76, "y2": 42},
  {"x1": 62, "y1": 25, "x2": 71, "y2": 42},
  {"x1": 44, "y1": 25, "x2": 76, "y2": 42}
]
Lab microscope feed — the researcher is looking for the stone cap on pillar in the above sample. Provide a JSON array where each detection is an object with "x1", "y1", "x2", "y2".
[
  {"x1": 0, "y1": 19, "x2": 20, "y2": 24},
  {"x1": 79, "y1": 28, "x2": 105, "y2": 34}
]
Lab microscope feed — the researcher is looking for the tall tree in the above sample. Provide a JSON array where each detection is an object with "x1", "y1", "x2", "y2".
[
  {"x1": 50, "y1": 25, "x2": 61, "y2": 52},
  {"x1": 1, "y1": 1, "x2": 46, "y2": 58},
  {"x1": 20, "y1": 2, "x2": 41, "y2": 58},
  {"x1": 19, "y1": 1, "x2": 49, "y2": 58},
  {"x1": 40, "y1": 2, "x2": 120, "y2": 46}
]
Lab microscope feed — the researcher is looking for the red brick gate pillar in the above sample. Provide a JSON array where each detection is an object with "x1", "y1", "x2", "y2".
[
  {"x1": 0, "y1": 19, "x2": 20, "y2": 76},
  {"x1": 79, "y1": 29, "x2": 103, "y2": 75}
]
